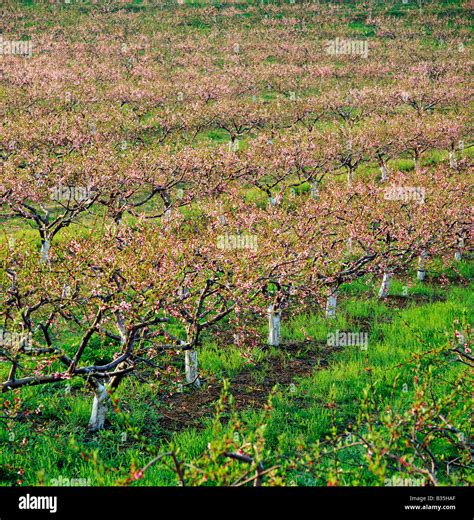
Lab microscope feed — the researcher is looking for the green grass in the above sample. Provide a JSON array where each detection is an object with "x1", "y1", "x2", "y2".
[
  {"x1": 200, "y1": 342, "x2": 257, "y2": 378},
  {"x1": 1, "y1": 269, "x2": 471, "y2": 486}
]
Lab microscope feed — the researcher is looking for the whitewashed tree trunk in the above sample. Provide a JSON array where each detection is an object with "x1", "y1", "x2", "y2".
[
  {"x1": 164, "y1": 207, "x2": 173, "y2": 220},
  {"x1": 185, "y1": 350, "x2": 200, "y2": 388},
  {"x1": 347, "y1": 170, "x2": 353, "y2": 187},
  {"x1": 88, "y1": 383, "x2": 109, "y2": 432},
  {"x1": 449, "y1": 148, "x2": 457, "y2": 169},
  {"x1": 380, "y1": 164, "x2": 388, "y2": 182},
  {"x1": 414, "y1": 151, "x2": 420, "y2": 172},
  {"x1": 267, "y1": 304, "x2": 281, "y2": 346},
  {"x1": 40, "y1": 237, "x2": 51, "y2": 265},
  {"x1": 378, "y1": 272, "x2": 392, "y2": 298},
  {"x1": 228, "y1": 138, "x2": 239, "y2": 152},
  {"x1": 325, "y1": 288, "x2": 338, "y2": 319},
  {"x1": 311, "y1": 181, "x2": 319, "y2": 199},
  {"x1": 455, "y1": 237, "x2": 464, "y2": 261},
  {"x1": 417, "y1": 252, "x2": 426, "y2": 281}
]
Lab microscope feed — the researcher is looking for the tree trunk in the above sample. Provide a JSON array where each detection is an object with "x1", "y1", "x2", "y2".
[
  {"x1": 88, "y1": 383, "x2": 109, "y2": 432},
  {"x1": 378, "y1": 272, "x2": 392, "y2": 298},
  {"x1": 311, "y1": 180, "x2": 319, "y2": 199},
  {"x1": 228, "y1": 137, "x2": 239, "y2": 152},
  {"x1": 449, "y1": 146, "x2": 457, "y2": 169},
  {"x1": 414, "y1": 151, "x2": 420, "y2": 172},
  {"x1": 347, "y1": 169, "x2": 354, "y2": 187},
  {"x1": 417, "y1": 252, "x2": 426, "y2": 281},
  {"x1": 325, "y1": 287, "x2": 338, "y2": 319},
  {"x1": 185, "y1": 350, "x2": 200, "y2": 388},
  {"x1": 380, "y1": 163, "x2": 388, "y2": 182},
  {"x1": 267, "y1": 303, "x2": 281, "y2": 346},
  {"x1": 454, "y1": 237, "x2": 464, "y2": 261},
  {"x1": 40, "y1": 236, "x2": 51, "y2": 265}
]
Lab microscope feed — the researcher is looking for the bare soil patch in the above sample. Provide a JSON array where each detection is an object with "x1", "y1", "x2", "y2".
[{"x1": 157, "y1": 341, "x2": 340, "y2": 432}]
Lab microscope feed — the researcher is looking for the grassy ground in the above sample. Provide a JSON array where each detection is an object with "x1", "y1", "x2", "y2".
[{"x1": 1, "y1": 260, "x2": 471, "y2": 486}]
